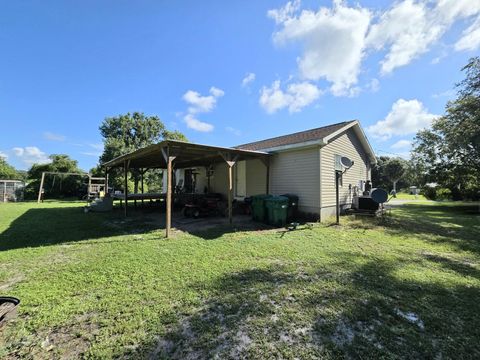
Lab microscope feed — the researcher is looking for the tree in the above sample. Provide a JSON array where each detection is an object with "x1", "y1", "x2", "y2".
[
  {"x1": 0, "y1": 157, "x2": 19, "y2": 180},
  {"x1": 372, "y1": 156, "x2": 412, "y2": 191},
  {"x1": 412, "y1": 57, "x2": 480, "y2": 200},
  {"x1": 25, "y1": 154, "x2": 84, "y2": 199},
  {"x1": 383, "y1": 158, "x2": 406, "y2": 192},
  {"x1": 99, "y1": 112, "x2": 187, "y2": 191},
  {"x1": 371, "y1": 156, "x2": 391, "y2": 190}
]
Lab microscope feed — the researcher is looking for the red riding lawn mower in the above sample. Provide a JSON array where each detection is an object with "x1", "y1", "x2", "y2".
[{"x1": 182, "y1": 193, "x2": 227, "y2": 218}]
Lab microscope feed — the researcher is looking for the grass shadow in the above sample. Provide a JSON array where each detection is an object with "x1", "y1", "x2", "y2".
[
  {"x1": 348, "y1": 203, "x2": 480, "y2": 255},
  {"x1": 0, "y1": 206, "x2": 161, "y2": 251}
]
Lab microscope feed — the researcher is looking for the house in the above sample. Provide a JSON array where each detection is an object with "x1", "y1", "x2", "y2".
[
  {"x1": 103, "y1": 120, "x2": 376, "y2": 236},
  {"x1": 172, "y1": 120, "x2": 376, "y2": 221}
]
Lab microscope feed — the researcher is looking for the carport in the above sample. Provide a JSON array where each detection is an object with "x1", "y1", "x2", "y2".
[{"x1": 102, "y1": 140, "x2": 271, "y2": 237}]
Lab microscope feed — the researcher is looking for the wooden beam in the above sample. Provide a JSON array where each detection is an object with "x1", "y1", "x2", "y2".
[
  {"x1": 166, "y1": 154, "x2": 176, "y2": 238},
  {"x1": 41, "y1": 171, "x2": 88, "y2": 176},
  {"x1": 37, "y1": 172, "x2": 45, "y2": 203},
  {"x1": 161, "y1": 147, "x2": 168, "y2": 163}
]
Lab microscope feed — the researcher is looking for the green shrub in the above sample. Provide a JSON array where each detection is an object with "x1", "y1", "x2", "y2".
[
  {"x1": 436, "y1": 188, "x2": 452, "y2": 200},
  {"x1": 421, "y1": 186, "x2": 437, "y2": 200}
]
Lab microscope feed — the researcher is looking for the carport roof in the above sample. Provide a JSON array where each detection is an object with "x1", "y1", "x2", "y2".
[{"x1": 102, "y1": 140, "x2": 270, "y2": 169}]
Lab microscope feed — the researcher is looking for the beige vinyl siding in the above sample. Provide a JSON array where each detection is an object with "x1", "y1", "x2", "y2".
[
  {"x1": 205, "y1": 160, "x2": 268, "y2": 199},
  {"x1": 211, "y1": 163, "x2": 228, "y2": 196},
  {"x1": 268, "y1": 147, "x2": 320, "y2": 212},
  {"x1": 245, "y1": 159, "x2": 267, "y2": 196},
  {"x1": 235, "y1": 160, "x2": 247, "y2": 197},
  {"x1": 320, "y1": 128, "x2": 370, "y2": 209}
]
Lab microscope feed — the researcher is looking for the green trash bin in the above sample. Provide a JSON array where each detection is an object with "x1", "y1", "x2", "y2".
[
  {"x1": 265, "y1": 196, "x2": 289, "y2": 227},
  {"x1": 281, "y1": 194, "x2": 299, "y2": 222},
  {"x1": 251, "y1": 194, "x2": 272, "y2": 222}
]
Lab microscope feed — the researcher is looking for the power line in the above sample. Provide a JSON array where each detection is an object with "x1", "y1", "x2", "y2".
[{"x1": 375, "y1": 149, "x2": 410, "y2": 158}]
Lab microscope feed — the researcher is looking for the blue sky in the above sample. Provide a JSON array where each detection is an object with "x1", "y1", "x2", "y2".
[{"x1": 1, "y1": 0, "x2": 479, "y2": 171}]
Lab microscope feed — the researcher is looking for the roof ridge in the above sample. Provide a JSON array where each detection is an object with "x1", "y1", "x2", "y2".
[{"x1": 235, "y1": 120, "x2": 356, "y2": 150}]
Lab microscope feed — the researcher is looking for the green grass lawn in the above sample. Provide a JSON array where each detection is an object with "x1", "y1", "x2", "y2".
[
  {"x1": 392, "y1": 192, "x2": 427, "y2": 201},
  {"x1": 0, "y1": 201, "x2": 479, "y2": 359}
]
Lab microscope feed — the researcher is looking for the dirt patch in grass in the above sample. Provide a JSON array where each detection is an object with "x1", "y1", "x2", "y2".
[
  {"x1": 0, "y1": 273, "x2": 25, "y2": 292},
  {"x1": 17, "y1": 312, "x2": 100, "y2": 359}
]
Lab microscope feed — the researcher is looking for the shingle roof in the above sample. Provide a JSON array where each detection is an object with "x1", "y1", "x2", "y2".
[{"x1": 235, "y1": 120, "x2": 356, "y2": 151}]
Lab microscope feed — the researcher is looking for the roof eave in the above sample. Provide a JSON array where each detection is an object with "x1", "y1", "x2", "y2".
[
  {"x1": 256, "y1": 139, "x2": 327, "y2": 153},
  {"x1": 322, "y1": 120, "x2": 376, "y2": 164}
]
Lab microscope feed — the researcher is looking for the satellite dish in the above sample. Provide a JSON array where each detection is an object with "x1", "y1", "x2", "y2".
[
  {"x1": 371, "y1": 188, "x2": 388, "y2": 203},
  {"x1": 340, "y1": 156, "x2": 354, "y2": 169}
]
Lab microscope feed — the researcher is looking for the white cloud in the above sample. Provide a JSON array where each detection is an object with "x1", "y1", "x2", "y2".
[
  {"x1": 43, "y1": 131, "x2": 66, "y2": 142},
  {"x1": 391, "y1": 139, "x2": 412, "y2": 150},
  {"x1": 367, "y1": 0, "x2": 480, "y2": 74},
  {"x1": 0, "y1": 151, "x2": 8, "y2": 159},
  {"x1": 80, "y1": 143, "x2": 104, "y2": 157},
  {"x1": 226, "y1": 126, "x2": 242, "y2": 136},
  {"x1": 265, "y1": 0, "x2": 480, "y2": 98},
  {"x1": 432, "y1": 89, "x2": 456, "y2": 98},
  {"x1": 368, "y1": 99, "x2": 438, "y2": 140},
  {"x1": 241, "y1": 73, "x2": 256, "y2": 87},
  {"x1": 184, "y1": 114, "x2": 214, "y2": 132},
  {"x1": 259, "y1": 80, "x2": 322, "y2": 114},
  {"x1": 12, "y1": 146, "x2": 51, "y2": 166},
  {"x1": 209, "y1": 86, "x2": 225, "y2": 98},
  {"x1": 182, "y1": 91, "x2": 215, "y2": 113},
  {"x1": 270, "y1": 1, "x2": 371, "y2": 96},
  {"x1": 267, "y1": 0, "x2": 301, "y2": 24},
  {"x1": 368, "y1": 78, "x2": 380, "y2": 93},
  {"x1": 88, "y1": 143, "x2": 104, "y2": 151},
  {"x1": 181, "y1": 87, "x2": 224, "y2": 132},
  {"x1": 366, "y1": 0, "x2": 440, "y2": 74},
  {"x1": 455, "y1": 16, "x2": 480, "y2": 51}
]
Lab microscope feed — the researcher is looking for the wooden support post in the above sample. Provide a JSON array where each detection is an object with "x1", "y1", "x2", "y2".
[
  {"x1": 166, "y1": 155, "x2": 176, "y2": 238},
  {"x1": 87, "y1": 175, "x2": 92, "y2": 203},
  {"x1": 206, "y1": 166, "x2": 211, "y2": 193},
  {"x1": 124, "y1": 160, "x2": 129, "y2": 217},
  {"x1": 219, "y1": 152, "x2": 238, "y2": 225},
  {"x1": 335, "y1": 170, "x2": 341, "y2": 225},
  {"x1": 227, "y1": 162, "x2": 234, "y2": 224},
  {"x1": 141, "y1": 169, "x2": 144, "y2": 205},
  {"x1": 104, "y1": 167, "x2": 108, "y2": 195},
  {"x1": 37, "y1": 172, "x2": 46, "y2": 203}
]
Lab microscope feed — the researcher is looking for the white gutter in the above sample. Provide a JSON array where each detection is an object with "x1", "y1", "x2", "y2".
[{"x1": 257, "y1": 139, "x2": 327, "y2": 153}]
